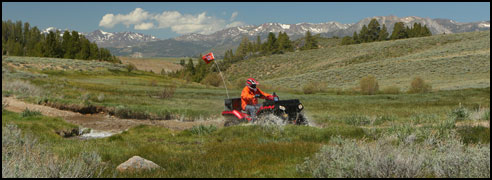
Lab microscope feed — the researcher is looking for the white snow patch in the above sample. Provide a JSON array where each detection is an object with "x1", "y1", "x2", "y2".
[
  {"x1": 478, "y1": 22, "x2": 490, "y2": 28},
  {"x1": 280, "y1": 24, "x2": 290, "y2": 29}
]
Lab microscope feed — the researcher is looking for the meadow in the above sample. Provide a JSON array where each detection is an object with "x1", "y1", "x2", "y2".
[{"x1": 2, "y1": 30, "x2": 490, "y2": 178}]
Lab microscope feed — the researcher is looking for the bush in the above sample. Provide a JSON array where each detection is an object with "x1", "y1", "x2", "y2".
[
  {"x1": 408, "y1": 77, "x2": 432, "y2": 93},
  {"x1": 297, "y1": 132, "x2": 490, "y2": 178},
  {"x1": 2, "y1": 124, "x2": 107, "y2": 177},
  {"x1": 201, "y1": 73, "x2": 222, "y2": 87},
  {"x1": 159, "y1": 86, "x2": 176, "y2": 99},
  {"x1": 21, "y1": 108, "x2": 42, "y2": 117},
  {"x1": 126, "y1": 63, "x2": 136, "y2": 72},
  {"x1": 97, "y1": 93, "x2": 105, "y2": 102},
  {"x1": 381, "y1": 86, "x2": 400, "y2": 94},
  {"x1": 360, "y1": 75, "x2": 379, "y2": 95},
  {"x1": 2, "y1": 80, "x2": 42, "y2": 97},
  {"x1": 302, "y1": 83, "x2": 317, "y2": 94},
  {"x1": 190, "y1": 124, "x2": 217, "y2": 136},
  {"x1": 451, "y1": 103, "x2": 469, "y2": 121}
]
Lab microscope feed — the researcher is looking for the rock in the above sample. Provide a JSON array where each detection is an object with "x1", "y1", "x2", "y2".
[{"x1": 116, "y1": 156, "x2": 161, "y2": 173}]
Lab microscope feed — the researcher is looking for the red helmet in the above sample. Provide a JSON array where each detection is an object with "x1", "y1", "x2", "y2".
[{"x1": 246, "y1": 78, "x2": 259, "y2": 90}]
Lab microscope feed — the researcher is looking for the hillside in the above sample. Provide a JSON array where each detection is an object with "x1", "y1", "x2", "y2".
[{"x1": 225, "y1": 31, "x2": 490, "y2": 91}]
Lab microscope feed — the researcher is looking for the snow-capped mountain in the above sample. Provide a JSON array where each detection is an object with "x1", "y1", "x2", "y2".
[
  {"x1": 174, "y1": 22, "x2": 352, "y2": 43},
  {"x1": 326, "y1": 16, "x2": 490, "y2": 37},
  {"x1": 84, "y1": 30, "x2": 159, "y2": 48}
]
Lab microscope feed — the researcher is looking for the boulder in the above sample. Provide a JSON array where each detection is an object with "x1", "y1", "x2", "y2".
[{"x1": 116, "y1": 156, "x2": 161, "y2": 173}]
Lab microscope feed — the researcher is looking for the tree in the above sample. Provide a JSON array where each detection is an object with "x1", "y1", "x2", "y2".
[
  {"x1": 352, "y1": 31, "x2": 360, "y2": 44},
  {"x1": 302, "y1": 30, "x2": 318, "y2": 50},
  {"x1": 263, "y1": 32, "x2": 279, "y2": 54},
  {"x1": 421, "y1": 25, "x2": 432, "y2": 37},
  {"x1": 378, "y1": 24, "x2": 389, "y2": 41},
  {"x1": 185, "y1": 58, "x2": 195, "y2": 75},
  {"x1": 390, "y1": 22, "x2": 407, "y2": 40},
  {"x1": 62, "y1": 31, "x2": 72, "y2": 58},
  {"x1": 255, "y1": 35, "x2": 262, "y2": 52},
  {"x1": 359, "y1": 25, "x2": 369, "y2": 43},
  {"x1": 367, "y1": 19, "x2": 381, "y2": 42},
  {"x1": 71, "y1": 31, "x2": 81, "y2": 59},
  {"x1": 277, "y1": 32, "x2": 293, "y2": 52},
  {"x1": 236, "y1": 36, "x2": 251, "y2": 59}
]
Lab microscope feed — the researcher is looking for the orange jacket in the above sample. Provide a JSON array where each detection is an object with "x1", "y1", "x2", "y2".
[{"x1": 241, "y1": 86, "x2": 271, "y2": 110}]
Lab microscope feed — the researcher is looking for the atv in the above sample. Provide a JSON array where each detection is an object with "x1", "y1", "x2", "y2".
[{"x1": 222, "y1": 93, "x2": 308, "y2": 126}]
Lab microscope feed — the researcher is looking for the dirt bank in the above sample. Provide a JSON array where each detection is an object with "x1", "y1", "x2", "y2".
[{"x1": 3, "y1": 97, "x2": 224, "y2": 133}]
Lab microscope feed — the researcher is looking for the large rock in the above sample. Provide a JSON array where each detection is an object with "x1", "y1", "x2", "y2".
[{"x1": 116, "y1": 156, "x2": 161, "y2": 172}]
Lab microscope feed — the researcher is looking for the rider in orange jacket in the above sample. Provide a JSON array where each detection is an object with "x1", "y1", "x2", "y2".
[{"x1": 241, "y1": 78, "x2": 273, "y2": 122}]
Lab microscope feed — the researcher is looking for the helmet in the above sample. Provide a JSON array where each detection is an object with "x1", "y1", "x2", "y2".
[{"x1": 246, "y1": 78, "x2": 259, "y2": 90}]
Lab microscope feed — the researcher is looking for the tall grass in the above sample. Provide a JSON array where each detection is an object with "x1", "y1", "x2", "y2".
[
  {"x1": 2, "y1": 124, "x2": 107, "y2": 178},
  {"x1": 297, "y1": 132, "x2": 490, "y2": 178}
]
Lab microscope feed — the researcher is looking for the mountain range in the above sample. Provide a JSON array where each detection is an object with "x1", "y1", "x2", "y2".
[{"x1": 44, "y1": 15, "x2": 490, "y2": 58}]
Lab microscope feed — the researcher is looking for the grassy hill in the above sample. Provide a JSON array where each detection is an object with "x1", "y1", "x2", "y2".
[{"x1": 225, "y1": 31, "x2": 490, "y2": 91}]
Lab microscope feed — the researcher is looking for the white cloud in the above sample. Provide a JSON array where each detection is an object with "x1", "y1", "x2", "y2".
[
  {"x1": 99, "y1": 8, "x2": 151, "y2": 28},
  {"x1": 230, "y1": 11, "x2": 238, "y2": 21},
  {"x1": 134, "y1": 22, "x2": 154, "y2": 30},
  {"x1": 99, "y1": 8, "x2": 246, "y2": 35}
]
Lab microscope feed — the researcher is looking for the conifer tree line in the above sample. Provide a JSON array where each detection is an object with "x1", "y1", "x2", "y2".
[
  {"x1": 168, "y1": 30, "x2": 318, "y2": 85},
  {"x1": 2, "y1": 20, "x2": 120, "y2": 63},
  {"x1": 341, "y1": 19, "x2": 432, "y2": 45},
  {"x1": 223, "y1": 30, "x2": 317, "y2": 66}
]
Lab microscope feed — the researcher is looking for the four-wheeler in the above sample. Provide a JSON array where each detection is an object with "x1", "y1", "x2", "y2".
[{"x1": 222, "y1": 93, "x2": 308, "y2": 126}]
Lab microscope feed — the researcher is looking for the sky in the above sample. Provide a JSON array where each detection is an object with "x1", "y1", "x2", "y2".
[{"x1": 2, "y1": 2, "x2": 490, "y2": 39}]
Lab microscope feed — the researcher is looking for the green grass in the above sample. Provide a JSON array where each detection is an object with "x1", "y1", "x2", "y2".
[{"x1": 225, "y1": 31, "x2": 490, "y2": 91}]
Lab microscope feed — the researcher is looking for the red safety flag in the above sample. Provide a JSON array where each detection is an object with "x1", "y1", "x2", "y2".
[{"x1": 202, "y1": 52, "x2": 215, "y2": 64}]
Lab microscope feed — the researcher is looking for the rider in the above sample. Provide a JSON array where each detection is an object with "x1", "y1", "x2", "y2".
[{"x1": 241, "y1": 78, "x2": 273, "y2": 123}]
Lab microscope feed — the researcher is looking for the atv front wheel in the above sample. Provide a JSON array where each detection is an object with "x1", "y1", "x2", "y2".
[{"x1": 295, "y1": 113, "x2": 309, "y2": 125}]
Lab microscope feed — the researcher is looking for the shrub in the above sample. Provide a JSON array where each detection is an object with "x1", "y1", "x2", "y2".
[
  {"x1": 97, "y1": 93, "x2": 105, "y2": 102},
  {"x1": 21, "y1": 108, "x2": 42, "y2": 117},
  {"x1": 344, "y1": 115, "x2": 371, "y2": 126},
  {"x1": 2, "y1": 80, "x2": 42, "y2": 97},
  {"x1": 360, "y1": 75, "x2": 379, "y2": 95},
  {"x1": 201, "y1": 73, "x2": 222, "y2": 87},
  {"x1": 2, "y1": 124, "x2": 107, "y2": 177},
  {"x1": 159, "y1": 85, "x2": 176, "y2": 99},
  {"x1": 297, "y1": 132, "x2": 490, "y2": 178},
  {"x1": 190, "y1": 124, "x2": 217, "y2": 136},
  {"x1": 126, "y1": 63, "x2": 136, "y2": 72},
  {"x1": 302, "y1": 83, "x2": 317, "y2": 94},
  {"x1": 408, "y1": 77, "x2": 432, "y2": 93},
  {"x1": 451, "y1": 103, "x2": 469, "y2": 121},
  {"x1": 381, "y1": 86, "x2": 400, "y2": 94}
]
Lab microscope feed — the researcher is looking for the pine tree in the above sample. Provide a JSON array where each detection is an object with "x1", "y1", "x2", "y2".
[
  {"x1": 62, "y1": 31, "x2": 73, "y2": 58},
  {"x1": 255, "y1": 35, "x2": 262, "y2": 52},
  {"x1": 277, "y1": 32, "x2": 293, "y2": 52},
  {"x1": 378, "y1": 24, "x2": 389, "y2": 41},
  {"x1": 71, "y1": 31, "x2": 81, "y2": 59},
  {"x1": 390, "y1": 22, "x2": 407, "y2": 40},
  {"x1": 367, "y1": 19, "x2": 381, "y2": 42},
  {"x1": 302, "y1": 30, "x2": 318, "y2": 50},
  {"x1": 353, "y1": 31, "x2": 360, "y2": 44},
  {"x1": 359, "y1": 25, "x2": 370, "y2": 43},
  {"x1": 264, "y1": 32, "x2": 278, "y2": 54},
  {"x1": 186, "y1": 58, "x2": 195, "y2": 75}
]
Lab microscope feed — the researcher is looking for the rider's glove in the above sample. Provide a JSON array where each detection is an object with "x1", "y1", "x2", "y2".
[{"x1": 255, "y1": 94, "x2": 261, "y2": 98}]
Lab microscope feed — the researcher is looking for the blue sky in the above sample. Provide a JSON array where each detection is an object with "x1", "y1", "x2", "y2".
[{"x1": 2, "y1": 2, "x2": 490, "y2": 39}]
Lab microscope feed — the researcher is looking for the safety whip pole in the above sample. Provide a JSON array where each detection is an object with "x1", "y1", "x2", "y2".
[{"x1": 213, "y1": 59, "x2": 229, "y2": 98}]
